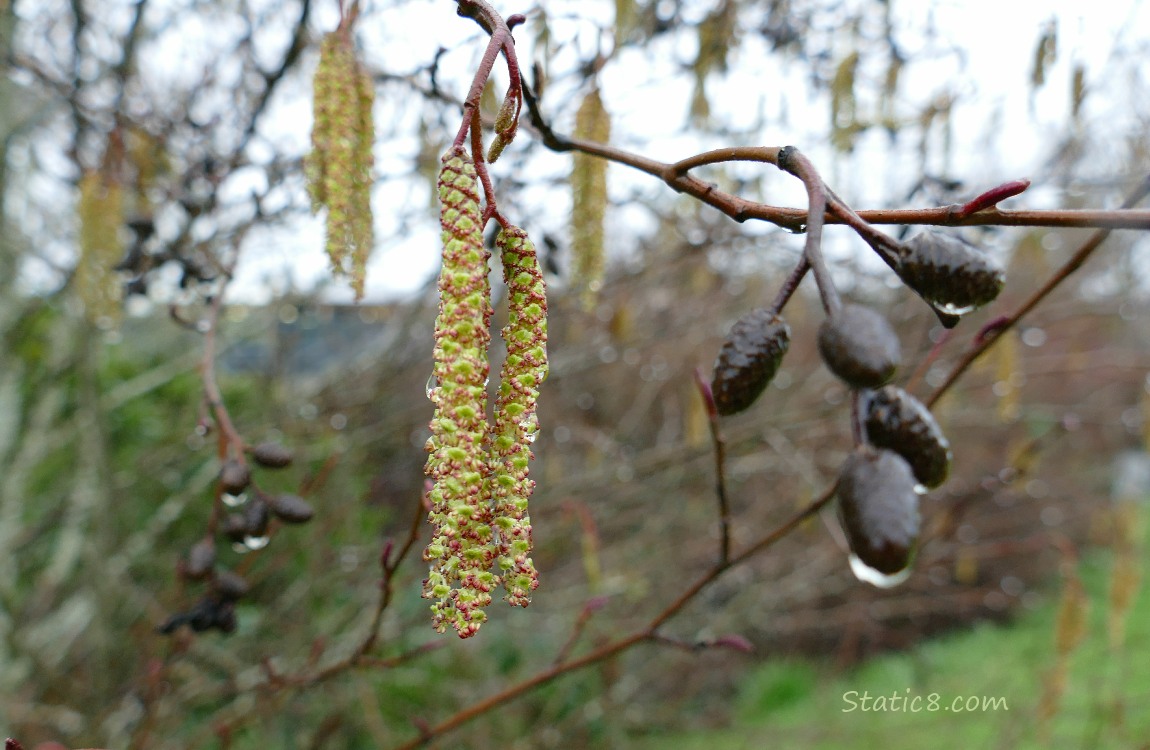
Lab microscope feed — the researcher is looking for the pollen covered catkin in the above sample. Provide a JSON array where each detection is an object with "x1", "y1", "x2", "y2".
[
  {"x1": 571, "y1": 87, "x2": 611, "y2": 310},
  {"x1": 423, "y1": 147, "x2": 497, "y2": 638},
  {"x1": 491, "y1": 226, "x2": 548, "y2": 606},
  {"x1": 76, "y1": 170, "x2": 124, "y2": 325},
  {"x1": 306, "y1": 30, "x2": 375, "y2": 300}
]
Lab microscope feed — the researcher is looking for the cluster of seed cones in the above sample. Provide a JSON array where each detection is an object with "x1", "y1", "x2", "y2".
[
  {"x1": 710, "y1": 229, "x2": 1005, "y2": 585},
  {"x1": 161, "y1": 442, "x2": 310, "y2": 635}
]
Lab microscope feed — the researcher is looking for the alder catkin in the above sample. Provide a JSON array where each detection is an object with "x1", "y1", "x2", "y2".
[
  {"x1": 571, "y1": 87, "x2": 611, "y2": 310},
  {"x1": 306, "y1": 29, "x2": 375, "y2": 300},
  {"x1": 491, "y1": 226, "x2": 548, "y2": 606},
  {"x1": 76, "y1": 170, "x2": 124, "y2": 325},
  {"x1": 487, "y1": 88, "x2": 520, "y2": 164},
  {"x1": 423, "y1": 147, "x2": 497, "y2": 638}
]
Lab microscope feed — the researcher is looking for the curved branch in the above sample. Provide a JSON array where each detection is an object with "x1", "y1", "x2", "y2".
[
  {"x1": 521, "y1": 81, "x2": 1150, "y2": 232},
  {"x1": 776, "y1": 146, "x2": 839, "y2": 316}
]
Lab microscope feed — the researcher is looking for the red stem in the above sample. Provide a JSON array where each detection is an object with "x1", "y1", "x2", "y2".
[{"x1": 693, "y1": 368, "x2": 730, "y2": 565}]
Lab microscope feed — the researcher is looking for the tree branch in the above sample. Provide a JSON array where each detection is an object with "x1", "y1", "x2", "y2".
[{"x1": 521, "y1": 80, "x2": 1150, "y2": 232}]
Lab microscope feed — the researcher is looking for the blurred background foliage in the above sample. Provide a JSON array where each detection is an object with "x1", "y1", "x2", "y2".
[{"x1": 1, "y1": 0, "x2": 1149, "y2": 747}]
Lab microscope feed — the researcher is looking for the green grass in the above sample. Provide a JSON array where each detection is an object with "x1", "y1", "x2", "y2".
[{"x1": 636, "y1": 541, "x2": 1150, "y2": 750}]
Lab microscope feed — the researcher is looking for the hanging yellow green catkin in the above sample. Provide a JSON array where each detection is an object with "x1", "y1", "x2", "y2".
[
  {"x1": 830, "y1": 51, "x2": 861, "y2": 153},
  {"x1": 423, "y1": 146, "x2": 497, "y2": 638},
  {"x1": 76, "y1": 170, "x2": 124, "y2": 326},
  {"x1": 306, "y1": 29, "x2": 375, "y2": 300},
  {"x1": 993, "y1": 331, "x2": 1021, "y2": 423},
  {"x1": 491, "y1": 226, "x2": 547, "y2": 606},
  {"x1": 571, "y1": 87, "x2": 611, "y2": 311}
]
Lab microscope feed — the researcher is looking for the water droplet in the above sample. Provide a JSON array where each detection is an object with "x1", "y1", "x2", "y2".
[
  {"x1": 913, "y1": 484, "x2": 928, "y2": 496},
  {"x1": 519, "y1": 414, "x2": 539, "y2": 442},
  {"x1": 1021, "y1": 327, "x2": 1047, "y2": 347},
  {"x1": 1040, "y1": 506, "x2": 1064, "y2": 527},
  {"x1": 930, "y1": 304, "x2": 967, "y2": 329},
  {"x1": 933, "y1": 302, "x2": 976, "y2": 316},
  {"x1": 195, "y1": 319, "x2": 211, "y2": 333},
  {"x1": 222, "y1": 492, "x2": 246, "y2": 507},
  {"x1": 848, "y1": 554, "x2": 912, "y2": 588},
  {"x1": 231, "y1": 542, "x2": 250, "y2": 554},
  {"x1": 425, "y1": 373, "x2": 438, "y2": 399},
  {"x1": 243, "y1": 535, "x2": 270, "y2": 550}
]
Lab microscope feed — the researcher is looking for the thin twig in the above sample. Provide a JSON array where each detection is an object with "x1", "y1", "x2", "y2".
[
  {"x1": 767, "y1": 256, "x2": 810, "y2": 315},
  {"x1": 693, "y1": 369, "x2": 730, "y2": 564},
  {"x1": 299, "y1": 489, "x2": 427, "y2": 683},
  {"x1": 551, "y1": 595, "x2": 609, "y2": 666}
]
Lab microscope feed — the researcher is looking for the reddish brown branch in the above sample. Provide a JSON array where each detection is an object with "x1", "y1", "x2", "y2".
[
  {"x1": 552, "y1": 595, "x2": 609, "y2": 666},
  {"x1": 776, "y1": 146, "x2": 840, "y2": 316},
  {"x1": 451, "y1": 0, "x2": 523, "y2": 227},
  {"x1": 768, "y1": 256, "x2": 811, "y2": 315},
  {"x1": 693, "y1": 369, "x2": 731, "y2": 564},
  {"x1": 521, "y1": 81, "x2": 1150, "y2": 232}
]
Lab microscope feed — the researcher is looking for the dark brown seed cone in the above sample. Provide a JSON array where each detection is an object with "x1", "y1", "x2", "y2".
[
  {"x1": 817, "y1": 304, "x2": 901, "y2": 388},
  {"x1": 219, "y1": 460, "x2": 251, "y2": 495},
  {"x1": 268, "y1": 493, "x2": 315, "y2": 524},
  {"x1": 897, "y1": 231, "x2": 1006, "y2": 312},
  {"x1": 837, "y1": 447, "x2": 920, "y2": 575},
  {"x1": 184, "y1": 538, "x2": 216, "y2": 580},
  {"x1": 251, "y1": 442, "x2": 293, "y2": 469},
  {"x1": 212, "y1": 600, "x2": 238, "y2": 633},
  {"x1": 223, "y1": 513, "x2": 249, "y2": 543},
  {"x1": 711, "y1": 309, "x2": 791, "y2": 416},
  {"x1": 865, "y1": 386, "x2": 952, "y2": 489},
  {"x1": 243, "y1": 495, "x2": 270, "y2": 537},
  {"x1": 213, "y1": 569, "x2": 251, "y2": 601}
]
